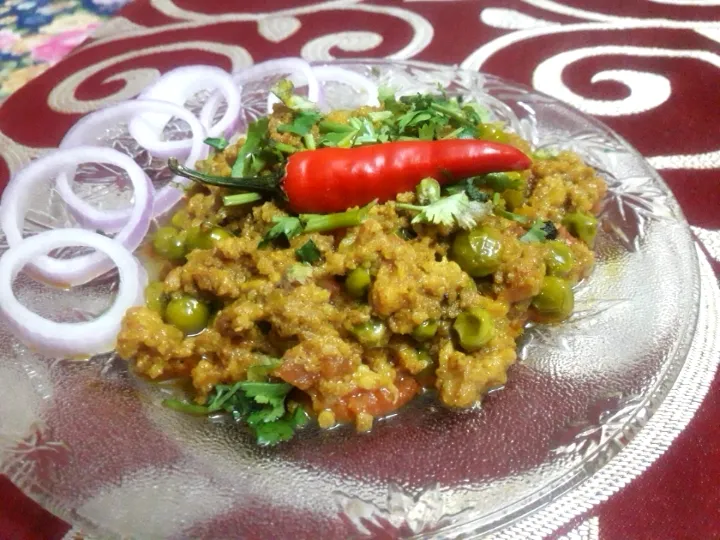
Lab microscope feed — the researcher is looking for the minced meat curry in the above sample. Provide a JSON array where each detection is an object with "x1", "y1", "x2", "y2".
[{"x1": 117, "y1": 85, "x2": 606, "y2": 444}]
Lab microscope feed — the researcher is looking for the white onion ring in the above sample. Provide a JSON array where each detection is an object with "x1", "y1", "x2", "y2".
[
  {"x1": 1, "y1": 146, "x2": 153, "y2": 286},
  {"x1": 130, "y1": 66, "x2": 241, "y2": 158},
  {"x1": 0, "y1": 229, "x2": 146, "y2": 357},
  {"x1": 311, "y1": 66, "x2": 380, "y2": 110},
  {"x1": 57, "y1": 100, "x2": 207, "y2": 227}
]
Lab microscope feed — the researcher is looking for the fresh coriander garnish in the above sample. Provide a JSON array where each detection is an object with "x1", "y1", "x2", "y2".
[
  {"x1": 475, "y1": 172, "x2": 524, "y2": 191},
  {"x1": 162, "y1": 359, "x2": 309, "y2": 446},
  {"x1": 204, "y1": 136, "x2": 229, "y2": 151},
  {"x1": 520, "y1": 220, "x2": 558, "y2": 243},
  {"x1": 295, "y1": 239, "x2": 322, "y2": 263},
  {"x1": 271, "y1": 79, "x2": 317, "y2": 111},
  {"x1": 445, "y1": 178, "x2": 489, "y2": 202},
  {"x1": 246, "y1": 356, "x2": 283, "y2": 381},
  {"x1": 259, "y1": 216, "x2": 303, "y2": 247},
  {"x1": 276, "y1": 110, "x2": 321, "y2": 136},
  {"x1": 231, "y1": 118, "x2": 269, "y2": 177},
  {"x1": 396, "y1": 192, "x2": 492, "y2": 229}
]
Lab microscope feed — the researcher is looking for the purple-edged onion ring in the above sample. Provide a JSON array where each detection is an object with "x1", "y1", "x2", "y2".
[
  {"x1": 0, "y1": 229, "x2": 147, "y2": 357},
  {"x1": 130, "y1": 66, "x2": 241, "y2": 157},
  {"x1": 1, "y1": 146, "x2": 153, "y2": 286},
  {"x1": 57, "y1": 100, "x2": 207, "y2": 228}
]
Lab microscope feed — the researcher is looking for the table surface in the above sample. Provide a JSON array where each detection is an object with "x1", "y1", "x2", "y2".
[{"x1": 1, "y1": 1, "x2": 719, "y2": 539}]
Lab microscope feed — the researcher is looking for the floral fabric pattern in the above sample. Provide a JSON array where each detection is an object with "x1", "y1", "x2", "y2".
[{"x1": 0, "y1": 0, "x2": 131, "y2": 100}]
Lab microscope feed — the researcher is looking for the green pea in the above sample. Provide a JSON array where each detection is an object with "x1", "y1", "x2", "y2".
[
  {"x1": 351, "y1": 319, "x2": 388, "y2": 347},
  {"x1": 450, "y1": 226, "x2": 504, "y2": 277},
  {"x1": 144, "y1": 281, "x2": 168, "y2": 316},
  {"x1": 152, "y1": 226, "x2": 186, "y2": 261},
  {"x1": 453, "y1": 307, "x2": 495, "y2": 351},
  {"x1": 562, "y1": 212, "x2": 598, "y2": 247},
  {"x1": 532, "y1": 276, "x2": 574, "y2": 321},
  {"x1": 186, "y1": 226, "x2": 233, "y2": 252},
  {"x1": 416, "y1": 177, "x2": 441, "y2": 205},
  {"x1": 415, "y1": 348, "x2": 436, "y2": 378},
  {"x1": 164, "y1": 294, "x2": 210, "y2": 335},
  {"x1": 545, "y1": 241, "x2": 574, "y2": 277},
  {"x1": 416, "y1": 348, "x2": 433, "y2": 368},
  {"x1": 345, "y1": 267, "x2": 371, "y2": 299},
  {"x1": 412, "y1": 319, "x2": 438, "y2": 342}
]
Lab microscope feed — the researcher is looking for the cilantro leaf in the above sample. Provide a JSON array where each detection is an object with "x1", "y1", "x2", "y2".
[
  {"x1": 239, "y1": 381, "x2": 292, "y2": 425},
  {"x1": 295, "y1": 239, "x2": 322, "y2": 264},
  {"x1": 520, "y1": 220, "x2": 558, "y2": 243},
  {"x1": 246, "y1": 356, "x2": 283, "y2": 382},
  {"x1": 377, "y1": 85, "x2": 395, "y2": 103},
  {"x1": 253, "y1": 406, "x2": 310, "y2": 446},
  {"x1": 238, "y1": 381, "x2": 293, "y2": 400},
  {"x1": 207, "y1": 382, "x2": 248, "y2": 412},
  {"x1": 353, "y1": 118, "x2": 378, "y2": 145},
  {"x1": 445, "y1": 178, "x2": 489, "y2": 202},
  {"x1": 231, "y1": 118, "x2": 269, "y2": 177},
  {"x1": 204, "y1": 136, "x2": 229, "y2": 151},
  {"x1": 463, "y1": 101, "x2": 491, "y2": 124},
  {"x1": 368, "y1": 111, "x2": 393, "y2": 122},
  {"x1": 397, "y1": 110, "x2": 432, "y2": 131},
  {"x1": 271, "y1": 79, "x2": 317, "y2": 111},
  {"x1": 162, "y1": 369, "x2": 309, "y2": 446},
  {"x1": 397, "y1": 192, "x2": 492, "y2": 230},
  {"x1": 378, "y1": 85, "x2": 406, "y2": 115},
  {"x1": 259, "y1": 216, "x2": 303, "y2": 247},
  {"x1": 277, "y1": 110, "x2": 321, "y2": 136},
  {"x1": 253, "y1": 418, "x2": 296, "y2": 445},
  {"x1": 320, "y1": 130, "x2": 358, "y2": 148},
  {"x1": 475, "y1": 172, "x2": 524, "y2": 192},
  {"x1": 418, "y1": 123, "x2": 435, "y2": 141}
]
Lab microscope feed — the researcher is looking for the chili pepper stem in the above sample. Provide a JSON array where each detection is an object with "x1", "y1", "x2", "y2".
[{"x1": 167, "y1": 158, "x2": 281, "y2": 194}]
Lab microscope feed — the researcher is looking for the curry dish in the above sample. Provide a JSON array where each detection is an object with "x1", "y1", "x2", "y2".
[{"x1": 116, "y1": 86, "x2": 606, "y2": 444}]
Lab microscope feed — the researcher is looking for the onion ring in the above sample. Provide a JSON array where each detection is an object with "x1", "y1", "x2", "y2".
[
  {"x1": 311, "y1": 66, "x2": 380, "y2": 109},
  {"x1": 0, "y1": 229, "x2": 147, "y2": 357},
  {"x1": 130, "y1": 66, "x2": 241, "y2": 158},
  {"x1": 57, "y1": 99, "x2": 207, "y2": 227},
  {"x1": 1, "y1": 146, "x2": 153, "y2": 286}
]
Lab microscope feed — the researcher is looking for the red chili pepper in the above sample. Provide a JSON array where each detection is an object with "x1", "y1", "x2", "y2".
[{"x1": 169, "y1": 139, "x2": 531, "y2": 214}]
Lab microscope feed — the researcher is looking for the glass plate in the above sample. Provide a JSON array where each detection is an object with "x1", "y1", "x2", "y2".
[{"x1": 0, "y1": 60, "x2": 700, "y2": 539}]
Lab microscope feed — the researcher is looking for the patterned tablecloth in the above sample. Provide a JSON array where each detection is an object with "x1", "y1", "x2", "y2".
[{"x1": 1, "y1": 1, "x2": 719, "y2": 539}]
